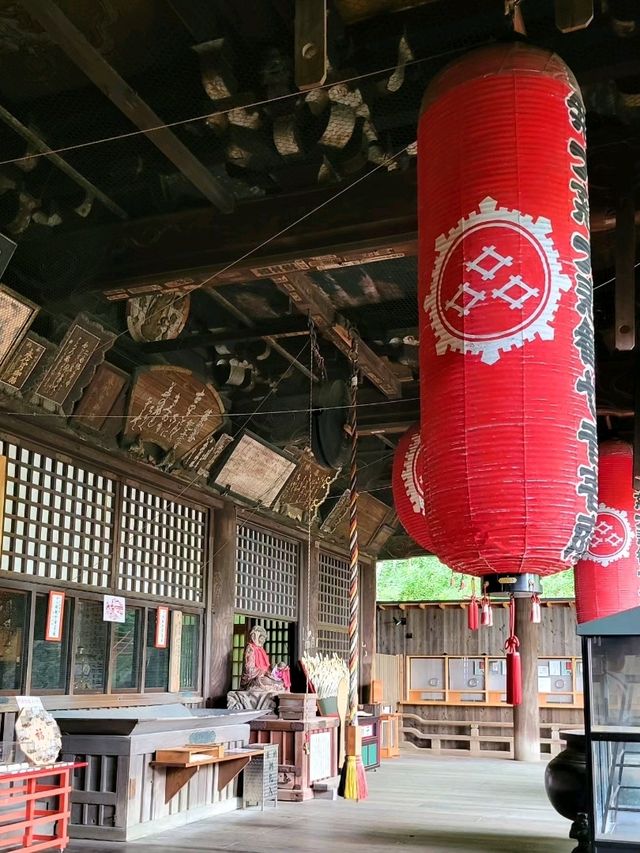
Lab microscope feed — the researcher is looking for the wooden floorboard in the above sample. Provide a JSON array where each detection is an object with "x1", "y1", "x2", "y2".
[{"x1": 69, "y1": 752, "x2": 574, "y2": 852}]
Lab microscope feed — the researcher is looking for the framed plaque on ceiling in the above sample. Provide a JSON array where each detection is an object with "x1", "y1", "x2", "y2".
[
  {"x1": 0, "y1": 285, "x2": 39, "y2": 370},
  {"x1": 213, "y1": 432, "x2": 296, "y2": 507}
]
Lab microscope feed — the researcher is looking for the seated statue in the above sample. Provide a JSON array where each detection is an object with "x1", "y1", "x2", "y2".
[
  {"x1": 241, "y1": 626, "x2": 289, "y2": 692},
  {"x1": 227, "y1": 626, "x2": 291, "y2": 710}
]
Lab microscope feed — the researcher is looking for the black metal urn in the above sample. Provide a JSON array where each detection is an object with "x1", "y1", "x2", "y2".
[{"x1": 545, "y1": 730, "x2": 588, "y2": 820}]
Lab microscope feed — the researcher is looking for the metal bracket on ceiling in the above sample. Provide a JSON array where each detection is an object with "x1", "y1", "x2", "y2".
[{"x1": 295, "y1": 0, "x2": 328, "y2": 91}]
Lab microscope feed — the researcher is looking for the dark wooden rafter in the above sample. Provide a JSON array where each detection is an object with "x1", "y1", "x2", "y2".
[
  {"x1": 19, "y1": 0, "x2": 234, "y2": 214},
  {"x1": 141, "y1": 315, "x2": 310, "y2": 353},
  {"x1": 205, "y1": 287, "x2": 317, "y2": 383},
  {"x1": 295, "y1": 0, "x2": 328, "y2": 90},
  {"x1": 274, "y1": 270, "x2": 401, "y2": 399},
  {"x1": 0, "y1": 104, "x2": 127, "y2": 219},
  {"x1": 97, "y1": 169, "x2": 637, "y2": 300}
]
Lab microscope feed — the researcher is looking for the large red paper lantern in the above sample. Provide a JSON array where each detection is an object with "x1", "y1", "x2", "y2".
[
  {"x1": 575, "y1": 441, "x2": 640, "y2": 623},
  {"x1": 392, "y1": 424, "x2": 433, "y2": 552},
  {"x1": 418, "y1": 43, "x2": 597, "y2": 582}
]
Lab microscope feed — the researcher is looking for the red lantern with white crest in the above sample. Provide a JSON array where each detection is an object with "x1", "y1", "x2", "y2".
[
  {"x1": 418, "y1": 42, "x2": 597, "y2": 593},
  {"x1": 575, "y1": 441, "x2": 640, "y2": 623},
  {"x1": 391, "y1": 423, "x2": 433, "y2": 552}
]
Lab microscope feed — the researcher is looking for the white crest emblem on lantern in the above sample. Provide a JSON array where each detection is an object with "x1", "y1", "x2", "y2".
[
  {"x1": 401, "y1": 431, "x2": 423, "y2": 514},
  {"x1": 425, "y1": 196, "x2": 572, "y2": 364},
  {"x1": 586, "y1": 503, "x2": 635, "y2": 567}
]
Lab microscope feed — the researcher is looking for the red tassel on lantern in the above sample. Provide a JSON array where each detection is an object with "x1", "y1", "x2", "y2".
[
  {"x1": 468, "y1": 595, "x2": 479, "y2": 631},
  {"x1": 505, "y1": 597, "x2": 522, "y2": 706},
  {"x1": 530, "y1": 593, "x2": 542, "y2": 624}
]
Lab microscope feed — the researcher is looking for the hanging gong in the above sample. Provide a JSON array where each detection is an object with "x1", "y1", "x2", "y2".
[{"x1": 312, "y1": 379, "x2": 350, "y2": 469}]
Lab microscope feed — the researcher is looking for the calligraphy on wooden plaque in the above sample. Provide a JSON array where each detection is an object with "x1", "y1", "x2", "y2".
[
  {"x1": 0, "y1": 332, "x2": 53, "y2": 395},
  {"x1": 124, "y1": 366, "x2": 225, "y2": 461},
  {"x1": 181, "y1": 432, "x2": 233, "y2": 478},
  {"x1": 126, "y1": 292, "x2": 190, "y2": 343},
  {"x1": 273, "y1": 448, "x2": 338, "y2": 522},
  {"x1": 0, "y1": 285, "x2": 39, "y2": 369},
  {"x1": 72, "y1": 362, "x2": 130, "y2": 434},
  {"x1": 326, "y1": 491, "x2": 394, "y2": 551},
  {"x1": 35, "y1": 315, "x2": 116, "y2": 414},
  {"x1": 213, "y1": 432, "x2": 295, "y2": 506}
]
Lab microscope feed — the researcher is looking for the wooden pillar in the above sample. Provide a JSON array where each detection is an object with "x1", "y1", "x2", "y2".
[
  {"x1": 513, "y1": 596, "x2": 540, "y2": 762},
  {"x1": 360, "y1": 557, "x2": 377, "y2": 701},
  {"x1": 208, "y1": 501, "x2": 237, "y2": 705},
  {"x1": 298, "y1": 540, "x2": 320, "y2": 660}
]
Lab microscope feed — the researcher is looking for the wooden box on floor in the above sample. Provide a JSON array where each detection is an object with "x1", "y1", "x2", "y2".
[
  {"x1": 278, "y1": 693, "x2": 318, "y2": 721},
  {"x1": 380, "y1": 713, "x2": 401, "y2": 759},
  {"x1": 358, "y1": 715, "x2": 381, "y2": 770},
  {"x1": 249, "y1": 716, "x2": 339, "y2": 801}
]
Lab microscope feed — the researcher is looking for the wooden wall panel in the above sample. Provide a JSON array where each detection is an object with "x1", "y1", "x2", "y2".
[{"x1": 377, "y1": 604, "x2": 580, "y2": 658}]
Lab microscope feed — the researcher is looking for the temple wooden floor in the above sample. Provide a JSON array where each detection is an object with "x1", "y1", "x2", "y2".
[{"x1": 71, "y1": 752, "x2": 574, "y2": 852}]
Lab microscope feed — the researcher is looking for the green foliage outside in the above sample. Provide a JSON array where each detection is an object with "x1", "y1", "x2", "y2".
[{"x1": 376, "y1": 555, "x2": 575, "y2": 601}]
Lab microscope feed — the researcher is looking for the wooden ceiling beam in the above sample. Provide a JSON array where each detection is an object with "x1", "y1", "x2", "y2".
[
  {"x1": 20, "y1": 0, "x2": 234, "y2": 215},
  {"x1": 0, "y1": 104, "x2": 127, "y2": 220},
  {"x1": 95, "y1": 172, "x2": 637, "y2": 302},
  {"x1": 275, "y1": 270, "x2": 401, "y2": 399},
  {"x1": 140, "y1": 315, "x2": 310, "y2": 353}
]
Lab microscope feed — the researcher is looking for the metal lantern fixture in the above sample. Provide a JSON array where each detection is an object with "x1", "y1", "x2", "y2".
[
  {"x1": 391, "y1": 423, "x2": 433, "y2": 552},
  {"x1": 575, "y1": 441, "x2": 640, "y2": 624},
  {"x1": 418, "y1": 42, "x2": 597, "y2": 596}
]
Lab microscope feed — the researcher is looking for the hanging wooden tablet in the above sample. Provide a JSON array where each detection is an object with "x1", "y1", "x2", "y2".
[
  {"x1": 274, "y1": 447, "x2": 338, "y2": 522},
  {"x1": 0, "y1": 284, "x2": 39, "y2": 369},
  {"x1": 72, "y1": 362, "x2": 130, "y2": 433},
  {"x1": 212, "y1": 432, "x2": 295, "y2": 506},
  {"x1": 123, "y1": 366, "x2": 225, "y2": 462},
  {"x1": 126, "y1": 292, "x2": 190, "y2": 343},
  {"x1": 34, "y1": 315, "x2": 116, "y2": 414},
  {"x1": 181, "y1": 431, "x2": 233, "y2": 479},
  {"x1": 0, "y1": 332, "x2": 54, "y2": 397}
]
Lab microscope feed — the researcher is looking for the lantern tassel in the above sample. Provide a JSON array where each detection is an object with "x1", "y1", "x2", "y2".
[
  {"x1": 530, "y1": 593, "x2": 541, "y2": 624},
  {"x1": 339, "y1": 342, "x2": 368, "y2": 802},
  {"x1": 480, "y1": 585, "x2": 493, "y2": 627},
  {"x1": 468, "y1": 595, "x2": 479, "y2": 631},
  {"x1": 505, "y1": 596, "x2": 522, "y2": 706}
]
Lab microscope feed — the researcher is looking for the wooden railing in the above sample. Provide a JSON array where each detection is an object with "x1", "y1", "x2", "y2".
[{"x1": 402, "y1": 713, "x2": 566, "y2": 759}]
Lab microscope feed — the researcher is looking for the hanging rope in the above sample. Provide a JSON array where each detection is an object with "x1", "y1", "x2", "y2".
[
  {"x1": 347, "y1": 341, "x2": 360, "y2": 724},
  {"x1": 339, "y1": 339, "x2": 368, "y2": 801}
]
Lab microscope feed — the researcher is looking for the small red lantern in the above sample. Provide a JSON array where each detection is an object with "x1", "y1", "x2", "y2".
[
  {"x1": 575, "y1": 441, "x2": 640, "y2": 623},
  {"x1": 391, "y1": 424, "x2": 433, "y2": 552},
  {"x1": 418, "y1": 42, "x2": 597, "y2": 585}
]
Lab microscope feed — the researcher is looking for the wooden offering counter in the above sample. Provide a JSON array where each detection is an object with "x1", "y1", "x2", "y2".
[
  {"x1": 152, "y1": 744, "x2": 263, "y2": 803},
  {"x1": 56, "y1": 705, "x2": 266, "y2": 841}
]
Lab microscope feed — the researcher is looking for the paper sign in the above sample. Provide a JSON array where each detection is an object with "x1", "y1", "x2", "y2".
[
  {"x1": 45, "y1": 591, "x2": 65, "y2": 642},
  {"x1": 103, "y1": 595, "x2": 126, "y2": 623},
  {"x1": 155, "y1": 606, "x2": 169, "y2": 649},
  {"x1": 15, "y1": 696, "x2": 45, "y2": 713}
]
